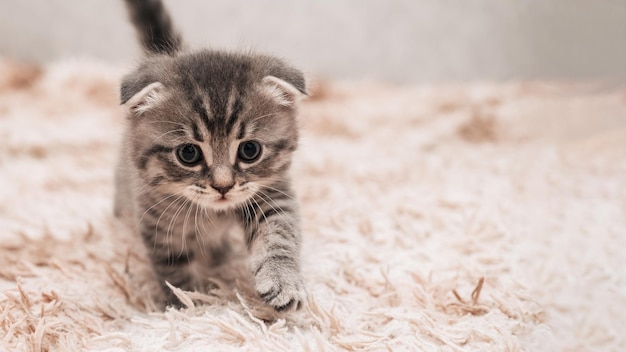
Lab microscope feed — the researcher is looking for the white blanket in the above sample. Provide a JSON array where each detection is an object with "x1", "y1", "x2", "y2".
[{"x1": 1, "y1": 59, "x2": 625, "y2": 351}]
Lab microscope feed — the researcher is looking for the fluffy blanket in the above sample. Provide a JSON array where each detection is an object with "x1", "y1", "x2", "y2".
[{"x1": 1, "y1": 59, "x2": 625, "y2": 351}]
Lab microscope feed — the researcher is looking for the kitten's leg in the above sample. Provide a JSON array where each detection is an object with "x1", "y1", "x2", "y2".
[
  {"x1": 140, "y1": 236, "x2": 200, "y2": 308},
  {"x1": 137, "y1": 197, "x2": 201, "y2": 308},
  {"x1": 147, "y1": 242, "x2": 197, "y2": 307},
  {"x1": 243, "y1": 190, "x2": 306, "y2": 311}
]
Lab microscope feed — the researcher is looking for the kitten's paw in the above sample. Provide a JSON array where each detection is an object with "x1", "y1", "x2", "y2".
[{"x1": 254, "y1": 266, "x2": 306, "y2": 312}]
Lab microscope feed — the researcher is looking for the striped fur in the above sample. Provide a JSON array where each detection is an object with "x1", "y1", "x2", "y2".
[{"x1": 115, "y1": 0, "x2": 307, "y2": 311}]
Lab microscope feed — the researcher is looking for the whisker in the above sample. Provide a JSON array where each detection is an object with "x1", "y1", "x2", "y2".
[
  {"x1": 249, "y1": 112, "x2": 277, "y2": 123},
  {"x1": 170, "y1": 196, "x2": 193, "y2": 265},
  {"x1": 249, "y1": 192, "x2": 261, "y2": 231},
  {"x1": 153, "y1": 129, "x2": 188, "y2": 143},
  {"x1": 193, "y1": 195, "x2": 208, "y2": 261},
  {"x1": 146, "y1": 120, "x2": 189, "y2": 128},
  {"x1": 166, "y1": 196, "x2": 190, "y2": 257},
  {"x1": 154, "y1": 193, "x2": 186, "y2": 254},
  {"x1": 250, "y1": 196, "x2": 268, "y2": 227},
  {"x1": 259, "y1": 184, "x2": 297, "y2": 201},
  {"x1": 133, "y1": 191, "x2": 180, "y2": 233},
  {"x1": 248, "y1": 197, "x2": 261, "y2": 244},
  {"x1": 255, "y1": 189, "x2": 291, "y2": 226},
  {"x1": 202, "y1": 205, "x2": 217, "y2": 228},
  {"x1": 241, "y1": 198, "x2": 252, "y2": 226},
  {"x1": 181, "y1": 194, "x2": 198, "y2": 258}
]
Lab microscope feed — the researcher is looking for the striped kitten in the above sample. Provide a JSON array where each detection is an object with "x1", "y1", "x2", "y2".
[{"x1": 114, "y1": 0, "x2": 307, "y2": 311}]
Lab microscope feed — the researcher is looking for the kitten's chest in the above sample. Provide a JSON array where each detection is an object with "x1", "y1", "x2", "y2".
[{"x1": 191, "y1": 211, "x2": 242, "y2": 246}]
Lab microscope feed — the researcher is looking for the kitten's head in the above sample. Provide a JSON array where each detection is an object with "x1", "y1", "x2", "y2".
[{"x1": 121, "y1": 51, "x2": 306, "y2": 211}]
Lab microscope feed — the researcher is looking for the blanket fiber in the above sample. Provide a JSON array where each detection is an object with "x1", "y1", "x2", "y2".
[{"x1": 0, "y1": 59, "x2": 625, "y2": 351}]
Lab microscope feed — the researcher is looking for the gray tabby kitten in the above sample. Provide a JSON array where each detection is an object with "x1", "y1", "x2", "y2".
[{"x1": 114, "y1": 0, "x2": 306, "y2": 311}]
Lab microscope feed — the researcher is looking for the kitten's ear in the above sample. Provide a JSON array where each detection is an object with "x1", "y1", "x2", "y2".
[
  {"x1": 261, "y1": 75, "x2": 305, "y2": 107},
  {"x1": 121, "y1": 81, "x2": 165, "y2": 116},
  {"x1": 267, "y1": 63, "x2": 307, "y2": 96}
]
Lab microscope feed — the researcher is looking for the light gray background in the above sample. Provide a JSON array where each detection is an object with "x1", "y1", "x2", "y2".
[{"x1": 1, "y1": 0, "x2": 625, "y2": 83}]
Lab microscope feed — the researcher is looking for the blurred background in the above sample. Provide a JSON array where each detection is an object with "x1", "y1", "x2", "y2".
[{"x1": 0, "y1": 0, "x2": 625, "y2": 83}]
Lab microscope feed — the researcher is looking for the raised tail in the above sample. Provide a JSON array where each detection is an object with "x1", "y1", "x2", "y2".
[{"x1": 124, "y1": 0, "x2": 182, "y2": 55}]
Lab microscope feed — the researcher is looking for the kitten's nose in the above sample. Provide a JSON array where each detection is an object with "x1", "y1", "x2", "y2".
[
  {"x1": 211, "y1": 184, "x2": 233, "y2": 196},
  {"x1": 210, "y1": 165, "x2": 234, "y2": 196}
]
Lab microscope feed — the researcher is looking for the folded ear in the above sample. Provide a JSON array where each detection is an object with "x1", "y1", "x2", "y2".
[
  {"x1": 267, "y1": 64, "x2": 307, "y2": 96},
  {"x1": 258, "y1": 55, "x2": 307, "y2": 97},
  {"x1": 121, "y1": 79, "x2": 165, "y2": 116},
  {"x1": 261, "y1": 75, "x2": 305, "y2": 107}
]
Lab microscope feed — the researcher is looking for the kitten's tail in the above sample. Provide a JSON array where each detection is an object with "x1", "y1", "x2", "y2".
[{"x1": 124, "y1": 0, "x2": 182, "y2": 55}]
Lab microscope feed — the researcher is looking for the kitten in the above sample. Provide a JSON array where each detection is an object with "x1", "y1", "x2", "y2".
[{"x1": 114, "y1": 0, "x2": 307, "y2": 312}]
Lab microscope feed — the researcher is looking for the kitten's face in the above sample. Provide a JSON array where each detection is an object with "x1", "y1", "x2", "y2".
[{"x1": 124, "y1": 56, "x2": 302, "y2": 211}]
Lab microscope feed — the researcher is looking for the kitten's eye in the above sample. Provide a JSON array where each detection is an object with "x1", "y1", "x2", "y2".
[
  {"x1": 176, "y1": 144, "x2": 203, "y2": 166},
  {"x1": 238, "y1": 141, "x2": 262, "y2": 162}
]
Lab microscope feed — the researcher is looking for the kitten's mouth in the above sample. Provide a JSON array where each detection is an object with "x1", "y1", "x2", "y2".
[
  {"x1": 191, "y1": 189, "x2": 231, "y2": 201},
  {"x1": 192, "y1": 191, "x2": 242, "y2": 210},
  {"x1": 186, "y1": 185, "x2": 253, "y2": 210}
]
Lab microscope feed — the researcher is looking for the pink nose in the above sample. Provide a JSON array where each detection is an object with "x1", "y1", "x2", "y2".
[{"x1": 211, "y1": 184, "x2": 233, "y2": 195}]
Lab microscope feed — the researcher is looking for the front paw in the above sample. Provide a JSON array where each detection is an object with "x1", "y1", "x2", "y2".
[{"x1": 253, "y1": 264, "x2": 306, "y2": 312}]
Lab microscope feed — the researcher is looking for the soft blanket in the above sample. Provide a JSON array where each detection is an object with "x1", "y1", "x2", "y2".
[{"x1": 1, "y1": 59, "x2": 625, "y2": 351}]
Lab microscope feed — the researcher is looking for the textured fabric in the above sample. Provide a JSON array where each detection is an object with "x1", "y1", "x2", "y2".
[{"x1": 1, "y1": 59, "x2": 625, "y2": 351}]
